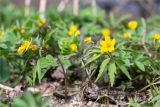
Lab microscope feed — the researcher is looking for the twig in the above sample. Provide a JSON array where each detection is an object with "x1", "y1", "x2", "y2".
[
  {"x1": 81, "y1": 59, "x2": 92, "y2": 83},
  {"x1": 0, "y1": 84, "x2": 14, "y2": 91},
  {"x1": 56, "y1": 55, "x2": 68, "y2": 101},
  {"x1": 141, "y1": 18, "x2": 152, "y2": 57},
  {"x1": 138, "y1": 81, "x2": 160, "y2": 93}
]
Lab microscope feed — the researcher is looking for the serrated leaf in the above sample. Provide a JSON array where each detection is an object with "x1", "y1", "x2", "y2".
[
  {"x1": 116, "y1": 61, "x2": 131, "y2": 80},
  {"x1": 95, "y1": 58, "x2": 110, "y2": 82},
  {"x1": 36, "y1": 55, "x2": 57, "y2": 83},
  {"x1": 59, "y1": 55, "x2": 71, "y2": 68},
  {"x1": 85, "y1": 54, "x2": 101, "y2": 66},
  {"x1": 135, "y1": 61, "x2": 145, "y2": 71},
  {"x1": 108, "y1": 62, "x2": 116, "y2": 87}
]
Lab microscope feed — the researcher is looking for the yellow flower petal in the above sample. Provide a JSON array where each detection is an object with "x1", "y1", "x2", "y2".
[
  {"x1": 38, "y1": 18, "x2": 46, "y2": 27},
  {"x1": 32, "y1": 44, "x2": 38, "y2": 51},
  {"x1": 45, "y1": 44, "x2": 49, "y2": 49},
  {"x1": 84, "y1": 37, "x2": 92, "y2": 44},
  {"x1": 75, "y1": 30, "x2": 80, "y2": 36},
  {"x1": 20, "y1": 27, "x2": 25, "y2": 34},
  {"x1": 70, "y1": 43, "x2": 77, "y2": 52},
  {"x1": 128, "y1": 21, "x2": 138, "y2": 30},
  {"x1": 17, "y1": 38, "x2": 32, "y2": 55},
  {"x1": 0, "y1": 30, "x2": 4, "y2": 39},
  {"x1": 68, "y1": 25, "x2": 78, "y2": 36},
  {"x1": 123, "y1": 32, "x2": 132, "y2": 39},
  {"x1": 102, "y1": 28, "x2": 110, "y2": 37},
  {"x1": 153, "y1": 33, "x2": 160, "y2": 40}
]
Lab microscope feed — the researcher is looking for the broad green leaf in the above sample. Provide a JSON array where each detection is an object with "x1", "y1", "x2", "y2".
[
  {"x1": 36, "y1": 55, "x2": 57, "y2": 83},
  {"x1": 85, "y1": 54, "x2": 101, "y2": 66},
  {"x1": 59, "y1": 55, "x2": 71, "y2": 68},
  {"x1": 38, "y1": 55, "x2": 57, "y2": 69},
  {"x1": 23, "y1": 92, "x2": 36, "y2": 107},
  {"x1": 0, "y1": 56, "x2": 10, "y2": 82},
  {"x1": 13, "y1": 98, "x2": 28, "y2": 107},
  {"x1": 96, "y1": 58, "x2": 110, "y2": 82},
  {"x1": 108, "y1": 62, "x2": 117, "y2": 87},
  {"x1": 116, "y1": 61, "x2": 131, "y2": 80},
  {"x1": 135, "y1": 61, "x2": 145, "y2": 71}
]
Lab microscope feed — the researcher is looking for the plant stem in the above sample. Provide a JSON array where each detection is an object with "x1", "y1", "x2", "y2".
[
  {"x1": 56, "y1": 55, "x2": 68, "y2": 101},
  {"x1": 141, "y1": 18, "x2": 152, "y2": 57}
]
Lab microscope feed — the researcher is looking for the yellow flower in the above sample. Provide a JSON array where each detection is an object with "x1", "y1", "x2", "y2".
[
  {"x1": 45, "y1": 44, "x2": 49, "y2": 49},
  {"x1": 68, "y1": 25, "x2": 79, "y2": 36},
  {"x1": 70, "y1": 43, "x2": 77, "y2": 52},
  {"x1": 153, "y1": 34, "x2": 160, "y2": 40},
  {"x1": 38, "y1": 18, "x2": 46, "y2": 27},
  {"x1": 123, "y1": 32, "x2": 132, "y2": 39},
  {"x1": 102, "y1": 28, "x2": 110, "y2": 37},
  {"x1": 0, "y1": 30, "x2": 4, "y2": 39},
  {"x1": 84, "y1": 37, "x2": 92, "y2": 44},
  {"x1": 17, "y1": 39, "x2": 32, "y2": 55},
  {"x1": 100, "y1": 38, "x2": 116, "y2": 53},
  {"x1": 31, "y1": 44, "x2": 38, "y2": 51},
  {"x1": 19, "y1": 27, "x2": 25, "y2": 34},
  {"x1": 93, "y1": 53, "x2": 97, "y2": 57},
  {"x1": 75, "y1": 30, "x2": 80, "y2": 36},
  {"x1": 11, "y1": 24, "x2": 17, "y2": 30},
  {"x1": 128, "y1": 21, "x2": 138, "y2": 30}
]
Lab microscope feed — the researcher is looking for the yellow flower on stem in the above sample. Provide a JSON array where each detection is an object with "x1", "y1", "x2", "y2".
[
  {"x1": 75, "y1": 30, "x2": 80, "y2": 36},
  {"x1": 0, "y1": 30, "x2": 4, "y2": 39},
  {"x1": 38, "y1": 18, "x2": 46, "y2": 27},
  {"x1": 17, "y1": 39, "x2": 32, "y2": 55},
  {"x1": 102, "y1": 28, "x2": 110, "y2": 37},
  {"x1": 31, "y1": 44, "x2": 38, "y2": 51},
  {"x1": 11, "y1": 24, "x2": 17, "y2": 30},
  {"x1": 123, "y1": 32, "x2": 132, "y2": 39},
  {"x1": 93, "y1": 53, "x2": 97, "y2": 57},
  {"x1": 68, "y1": 25, "x2": 80, "y2": 36},
  {"x1": 128, "y1": 21, "x2": 138, "y2": 30},
  {"x1": 44, "y1": 44, "x2": 49, "y2": 49},
  {"x1": 153, "y1": 34, "x2": 160, "y2": 40},
  {"x1": 84, "y1": 37, "x2": 92, "y2": 44},
  {"x1": 100, "y1": 38, "x2": 116, "y2": 54},
  {"x1": 70, "y1": 43, "x2": 77, "y2": 52},
  {"x1": 19, "y1": 27, "x2": 25, "y2": 34}
]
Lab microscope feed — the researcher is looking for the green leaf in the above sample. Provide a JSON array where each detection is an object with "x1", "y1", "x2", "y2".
[
  {"x1": 23, "y1": 92, "x2": 36, "y2": 107},
  {"x1": 108, "y1": 62, "x2": 117, "y2": 87},
  {"x1": 0, "y1": 56, "x2": 10, "y2": 82},
  {"x1": 135, "y1": 61, "x2": 145, "y2": 71},
  {"x1": 85, "y1": 54, "x2": 101, "y2": 66},
  {"x1": 13, "y1": 98, "x2": 28, "y2": 107},
  {"x1": 36, "y1": 55, "x2": 57, "y2": 83},
  {"x1": 95, "y1": 58, "x2": 110, "y2": 82},
  {"x1": 59, "y1": 55, "x2": 72, "y2": 68},
  {"x1": 116, "y1": 61, "x2": 131, "y2": 80}
]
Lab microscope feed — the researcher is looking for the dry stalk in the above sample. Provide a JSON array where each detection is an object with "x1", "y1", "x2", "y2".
[
  {"x1": 73, "y1": 0, "x2": 79, "y2": 16},
  {"x1": 39, "y1": 0, "x2": 47, "y2": 18},
  {"x1": 57, "y1": 0, "x2": 69, "y2": 12},
  {"x1": 141, "y1": 18, "x2": 152, "y2": 57},
  {"x1": 56, "y1": 56, "x2": 68, "y2": 101},
  {"x1": 24, "y1": 0, "x2": 31, "y2": 17}
]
